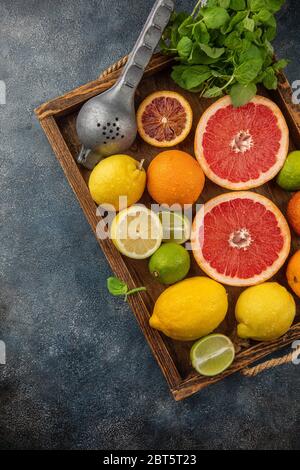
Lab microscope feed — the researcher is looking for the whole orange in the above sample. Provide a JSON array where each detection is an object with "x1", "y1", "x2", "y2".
[
  {"x1": 147, "y1": 150, "x2": 205, "y2": 206},
  {"x1": 287, "y1": 192, "x2": 300, "y2": 235},
  {"x1": 286, "y1": 250, "x2": 300, "y2": 297}
]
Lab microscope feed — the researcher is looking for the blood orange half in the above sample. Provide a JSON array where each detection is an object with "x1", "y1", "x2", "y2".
[
  {"x1": 137, "y1": 91, "x2": 193, "y2": 147},
  {"x1": 195, "y1": 96, "x2": 289, "y2": 190},
  {"x1": 191, "y1": 192, "x2": 291, "y2": 287}
]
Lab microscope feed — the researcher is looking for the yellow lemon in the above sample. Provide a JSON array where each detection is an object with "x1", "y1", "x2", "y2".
[
  {"x1": 89, "y1": 155, "x2": 146, "y2": 211},
  {"x1": 235, "y1": 283, "x2": 296, "y2": 342},
  {"x1": 150, "y1": 277, "x2": 228, "y2": 341}
]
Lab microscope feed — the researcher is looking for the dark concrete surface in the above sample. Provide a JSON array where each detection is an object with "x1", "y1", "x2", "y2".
[{"x1": 0, "y1": 0, "x2": 299, "y2": 450}]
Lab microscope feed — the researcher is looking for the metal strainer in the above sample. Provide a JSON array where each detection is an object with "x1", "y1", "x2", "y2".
[{"x1": 76, "y1": 0, "x2": 174, "y2": 169}]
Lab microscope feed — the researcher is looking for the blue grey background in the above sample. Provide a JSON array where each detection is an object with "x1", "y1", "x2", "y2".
[{"x1": 0, "y1": 0, "x2": 299, "y2": 450}]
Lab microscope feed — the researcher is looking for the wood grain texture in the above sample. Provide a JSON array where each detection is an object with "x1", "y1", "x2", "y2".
[{"x1": 36, "y1": 53, "x2": 300, "y2": 401}]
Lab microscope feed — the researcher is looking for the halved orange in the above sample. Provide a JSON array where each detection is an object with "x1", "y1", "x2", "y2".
[{"x1": 137, "y1": 91, "x2": 193, "y2": 148}]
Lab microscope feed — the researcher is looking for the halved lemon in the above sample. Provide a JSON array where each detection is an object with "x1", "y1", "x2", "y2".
[
  {"x1": 110, "y1": 205, "x2": 163, "y2": 259},
  {"x1": 137, "y1": 91, "x2": 193, "y2": 148}
]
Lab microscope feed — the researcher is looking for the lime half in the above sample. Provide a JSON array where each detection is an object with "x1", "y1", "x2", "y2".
[
  {"x1": 159, "y1": 211, "x2": 191, "y2": 244},
  {"x1": 190, "y1": 334, "x2": 235, "y2": 377}
]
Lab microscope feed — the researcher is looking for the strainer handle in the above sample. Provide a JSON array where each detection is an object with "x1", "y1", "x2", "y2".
[{"x1": 117, "y1": 0, "x2": 174, "y2": 94}]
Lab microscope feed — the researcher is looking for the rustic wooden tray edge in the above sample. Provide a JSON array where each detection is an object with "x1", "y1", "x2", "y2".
[{"x1": 35, "y1": 53, "x2": 300, "y2": 401}]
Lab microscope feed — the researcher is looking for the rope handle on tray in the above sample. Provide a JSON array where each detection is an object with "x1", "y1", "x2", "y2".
[
  {"x1": 241, "y1": 346, "x2": 300, "y2": 377},
  {"x1": 99, "y1": 55, "x2": 129, "y2": 80}
]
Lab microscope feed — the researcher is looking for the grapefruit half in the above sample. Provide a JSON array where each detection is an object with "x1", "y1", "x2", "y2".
[
  {"x1": 191, "y1": 192, "x2": 291, "y2": 287},
  {"x1": 195, "y1": 96, "x2": 289, "y2": 190}
]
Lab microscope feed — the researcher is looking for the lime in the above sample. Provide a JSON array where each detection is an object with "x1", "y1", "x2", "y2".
[
  {"x1": 190, "y1": 334, "x2": 235, "y2": 377},
  {"x1": 159, "y1": 211, "x2": 191, "y2": 244},
  {"x1": 110, "y1": 206, "x2": 163, "y2": 259},
  {"x1": 277, "y1": 151, "x2": 300, "y2": 191},
  {"x1": 149, "y1": 243, "x2": 190, "y2": 285}
]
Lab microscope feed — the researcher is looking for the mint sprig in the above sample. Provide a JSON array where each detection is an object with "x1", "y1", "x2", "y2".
[
  {"x1": 107, "y1": 277, "x2": 146, "y2": 302},
  {"x1": 161, "y1": 0, "x2": 288, "y2": 107}
]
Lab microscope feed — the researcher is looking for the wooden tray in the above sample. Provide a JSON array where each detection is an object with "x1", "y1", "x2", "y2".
[{"x1": 35, "y1": 53, "x2": 300, "y2": 401}]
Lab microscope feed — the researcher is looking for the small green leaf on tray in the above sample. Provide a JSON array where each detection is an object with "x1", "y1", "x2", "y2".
[
  {"x1": 107, "y1": 277, "x2": 146, "y2": 302},
  {"x1": 107, "y1": 277, "x2": 128, "y2": 296}
]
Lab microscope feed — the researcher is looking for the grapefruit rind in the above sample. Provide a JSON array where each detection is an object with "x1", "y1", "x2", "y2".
[
  {"x1": 194, "y1": 95, "x2": 289, "y2": 190},
  {"x1": 137, "y1": 91, "x2": 193, "y2": 148},
  {"x1": 191, "y1": 192, "x2": 291, "y2": 287}
]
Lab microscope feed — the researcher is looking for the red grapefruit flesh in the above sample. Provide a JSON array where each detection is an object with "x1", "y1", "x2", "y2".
[
  {"x1": 191, "y1": 192, "x2": 291, "y2": 286},
  {"x1": 195, "y1": 96, "x2": 289, "y2": 190}
]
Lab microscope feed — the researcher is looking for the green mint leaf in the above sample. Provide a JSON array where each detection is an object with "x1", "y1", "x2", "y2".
[
  {"x1": 266, "y1": 0, "x2": 285, "y2": 13},
  {"x1": 211, "y1": 70, "x2": 232, "y2": 79},
  {"x1": 193, "y1": 22, "x2": 210, "y2": 44},
  {"x1": 243, "y1": 17, "x2": 255, "y2": 32},
  {"x1": 182, "y1": 65, "x2": 212, "y2": 89},
  {"x1": 249, "y1": 0, "x2": 284, "y2": 14},
  {"x1": 171, "y1": 65, "x2": 189, "y2": 88},
  {"x1": 264, "y1": 39, "x2": 275, "y2": 57},
  {"x1": 206, "y1": 0, "x2": 219, "y2": 6},
  {"x1": 230, "y1": 82, "x2": 257, "y2": 107},
  {"x1": 273, "y1": 59, "x2": 289, "y2": 71},
  {"x1": 177, "y1": 36, "x2": 193, "y2": 59},
  {"x1": 218, "y1": 0, "x2": 231, "y2": 8},
  {"x1": 262, "y1": 67, "x2": 278, "y2": 89},
  {"x1": 178, "y1": 16, "x2": 194, "y2": 37},
  {"x1": 188, "y1": 44, "x2": 221, "y2": 64},
  {"x1": 107, "y1": 277, "x2": 146, "y2": 301},
  {"x1": 253, "y1": 9, "x2": 272, "y2": 23},
  {"x1": 172, "y1": 11, "x2": 190, "y2": 27},
  {"x1": 224, "y1": 30, "x2": 243, "y2": 49},
  {"x1": 239, "y1": 44, "x2": 264, "y2": 64},
  {"x1": 170, "y1": 12, "x2": 190, "y2": 47},
  {"x1": 264, "y1": 26, "x2": 277, "y2": 42},
  {"x1": 230, "y1": 0, "x2": 246, "y2": 10},
  {"x1": 202, "y1": 7, "x2": 230, "y2": 29},
  {"x1": 261, "y1": 15, "x2": 277, "y2": 42},
  {"x1": 169, "y1": 13, "x2": 188, "y2": 48},
  {"x1": 248, "y1": 0, "x2": 267, "y2": 11},
  {"x1": 244, "y1": 28, "x2": 263, "y2": 45},
  {"x1": 107, "y1": 277, "x2": 128, "y2": 296},
  {"x1": 203, "y1": 86, "x2": 224, "y2": 98},
  {"x1": 221, "y1": 10, "x2": 248, "y2": 34},
  {"x1": 266, "y1": 14, "x2": 277, "y2": 27},
  {"x1": 199, "y1": 43, "x2": 225, "y2": 58},
  {"x1": 235, "y1": 59, "x2": 263, "y2": 85}
]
